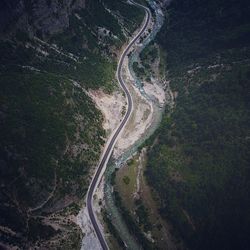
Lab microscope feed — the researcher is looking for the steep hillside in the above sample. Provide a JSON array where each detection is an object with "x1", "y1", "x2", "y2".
[
  {"x1": 0, "y1": 0, "x2": 86, "y2": 37},
  {"x1": 0, "y1": 0, "x2": 143, "y2": 249},
  {"x1": 145, "y1": 0, "x2": 250, "y2": 249}
]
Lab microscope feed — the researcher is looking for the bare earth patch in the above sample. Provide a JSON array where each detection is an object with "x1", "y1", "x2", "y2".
[
  {"x1": 87, "y1": 90, "x2": 126, "y2": 135},
  {"x1": 77, "y1": 205, "x2": 102, "y2": 250}
]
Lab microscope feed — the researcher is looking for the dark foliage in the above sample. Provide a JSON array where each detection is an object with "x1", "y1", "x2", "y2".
[{"x1": 146, "y1": 0, "x2": 250, "y2": 249}]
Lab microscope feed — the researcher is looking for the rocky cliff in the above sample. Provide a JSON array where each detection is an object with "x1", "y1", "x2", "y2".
[{"x1": 0, "y1": 0, "x2": 86, "y2": 37}]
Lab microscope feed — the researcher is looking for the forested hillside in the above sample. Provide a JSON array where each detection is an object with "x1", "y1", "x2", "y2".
[
  {"x1": 0, "y1": 0, "x2": 143, "y2": 248},
  {"x1": 146, "y1": 0, "x2": 250, "y2": 249}
]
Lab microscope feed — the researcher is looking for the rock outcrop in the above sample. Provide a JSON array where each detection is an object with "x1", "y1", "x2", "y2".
[{"x1": 0, "y1": 0, "x2": 86, "y2": 37}]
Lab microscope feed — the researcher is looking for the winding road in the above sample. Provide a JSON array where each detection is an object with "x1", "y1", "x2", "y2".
[{"x1": 86, "y1": 1, "x2": 151, "y2": 249}]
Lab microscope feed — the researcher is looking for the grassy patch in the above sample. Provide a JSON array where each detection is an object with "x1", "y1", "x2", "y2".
[{"x1": 115, "y1": 157, "x2": 138, "y2": 210}]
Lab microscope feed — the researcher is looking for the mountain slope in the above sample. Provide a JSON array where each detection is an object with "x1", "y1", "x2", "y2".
[
  {"x1": 0, "y1": 0, "x2": 144, "y2": 248},
  {"x1": 145, "y1": 0, "x2": 250, "y2": 249}
]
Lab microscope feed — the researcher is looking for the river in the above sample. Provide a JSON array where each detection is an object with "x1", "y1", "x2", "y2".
[{"x1": 104, "y1": 1, "x2": 165, "y2": 249}]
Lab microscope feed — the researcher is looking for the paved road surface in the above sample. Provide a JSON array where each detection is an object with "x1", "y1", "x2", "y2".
[{"x1": 86, "y1": 2, "x2": 151, "y2": 249}]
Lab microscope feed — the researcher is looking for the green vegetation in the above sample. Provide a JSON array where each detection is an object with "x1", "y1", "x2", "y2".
[
  {"x1": 134, "y1": 198, "x2": 152, "y2": 232},
  {"x1": 122, "y1": 176, "x2": 130, "y2": 185},
  {"x1": 133, "y1": 61, "x2": 146, "y2": 78},
  {"x1": 133, "y1": 42, "x2": 160, "y2": 81},
  {"x1": 103, "y1": 211, "x2": 126, "y2": 249},
  {"x1": 114, "y1": 155, "x2": 156, "y2": 249},
  {"x1": 103, "y1": 0, "x2": 144, "y2": 35},
  {"x1": 145, "y1": 0, "x2": 250, "y2": 249},
  {"x1": 0, "y1": 0, "x2": 146, "y2": 247},
  {"x1": 113, "y1": 190, "x2": 155, "y2": 250},
  {"x1": 115, "y1": 158, "x2": 138, "y2": 209},
  {"x1": 140, "y1": 43, "x2": 158, "y2": 65},
  {"x1": 0, "y1": 71, "x2": 105, "y2": 244},
  {"x1": 84, "y1": 0, "x2": 124, "y2": 40}
]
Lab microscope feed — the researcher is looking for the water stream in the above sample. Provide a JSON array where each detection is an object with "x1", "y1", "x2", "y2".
[{"x1": 104, "y1": 1, "x2": 165, "y2": 249}]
